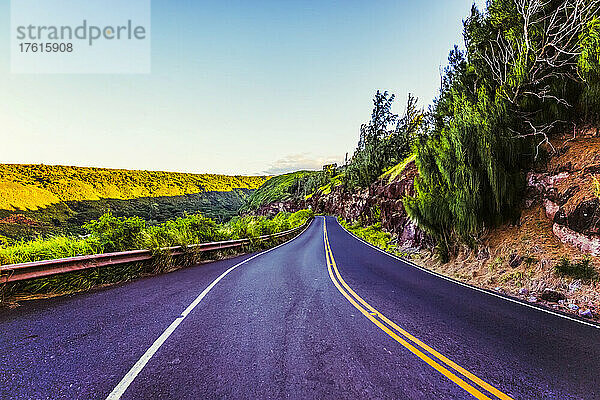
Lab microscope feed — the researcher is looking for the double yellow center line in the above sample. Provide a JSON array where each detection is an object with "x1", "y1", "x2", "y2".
[{"x1": 323, "y1": 219, "x2": 514, "y2": 400}]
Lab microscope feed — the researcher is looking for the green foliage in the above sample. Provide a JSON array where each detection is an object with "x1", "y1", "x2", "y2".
[
  {"x1": 287, "y1": 209, "x2": 315, "y2": 228},
  {"x1": 370, "y1": 205, "x2": 382, "y2": 222},
  {"x1": 0, "y1": 164, "x2": 268, "y2": 241},
  {"x1": 243, "y1": 164, "x2": 340, "y2": 210},
  {"x1": 83, "y1": 212, "x2": 146, "y2": 252},
  {"x1": 297, "y1": 169, "x2": 338, "y2": 197},
  {"x1": 0, "y1": 163, "x2": 269, "y2": 211},
  {"x1": 0, "y1": 210, "x2": 313, "y2": 266},
  {"x1": 406, "y1": 85, "x2": 527, "y2": 244},
  {"x1": 0, "y1": 236, "x2": 102, "y2": 266},
  {"x1": 1, "y1": 210, "x2": 314, "y2": 300},
  {"x1": 345, "y1": 92, "x2": 422, "y2": 189},
  {"x1": 316, "y1": 174, "x2": 344, "y2": 195},
  {"x1": 338, "y1": 218, "x2": 393, "y2": 251},
  {"x1": 11, "y1": 263, "x2": 149, "y2": 295},
  {"x1": 578, "y1": 17, "x2": 600, "y2": 119},
  {"x1": 381, "y1": 154, "x2": 416, "y2": 183},
  {"x1": 145, "y1": 214, "x2": 223, "y2": 248},
  {"x1": 222, "y1": 209, "x2": 314, "y2": 239},
  {"x1": 555, "y1": 257, "x2": 598, "y2": 281},
  {"x1": 336, "y1": 217, "x2": 412, "y2": 259},
  {"x1": 243, "y1": 91, "x2": 419, "y2": 208}
]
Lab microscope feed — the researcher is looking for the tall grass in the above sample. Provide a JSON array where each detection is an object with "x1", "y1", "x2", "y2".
[
  {"x1": 0, "y1": 210, "x2": 313, "y2": 266},
  {"x1": 0, "y1": 236, "x2": 102, "y2": 266}
]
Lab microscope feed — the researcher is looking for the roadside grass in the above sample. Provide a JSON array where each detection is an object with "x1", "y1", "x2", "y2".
[
  {"x1": 0, "y1": 236, "x2": 102, "y2": 266},
  {"x1": 337, "y1": 217, "x2": 407, "y2": 257},
  {"x1": 0, "y1": 209, "x2": 313, "y2": 303}
]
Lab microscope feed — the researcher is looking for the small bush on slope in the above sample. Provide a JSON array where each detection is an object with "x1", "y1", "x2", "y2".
[{"x1": 555, "y1": 257, "x2": 598, "y2": 282}]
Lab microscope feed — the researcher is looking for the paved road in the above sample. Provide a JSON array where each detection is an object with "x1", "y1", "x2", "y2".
[{"x1": 1, "y1": 216, "x2": 599, "y2": 399}]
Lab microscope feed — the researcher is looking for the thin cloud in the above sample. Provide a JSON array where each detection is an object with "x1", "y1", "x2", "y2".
[{"x1": 264, "y1": 153, "x2": 343, "y2": 175}]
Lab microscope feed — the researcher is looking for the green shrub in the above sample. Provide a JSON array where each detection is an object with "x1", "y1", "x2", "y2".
[
  {"x1": 338, "y1": 217, "x2": 395, "y2": 253},
  {"x1": 555, "y1": 257, "x2": 598, "y2": 281},
  {"x1": 578, "y1": 17, "x2": 600, "y2": 120},
  {"x1": 344, "y1": 92, "x2": 421, "y2": 189},
  {"x1": 145, "y1": 214, "x2": 223, "y2": 248},
  {"x1": 403, "y1": 1, "x2": 600, "y2": 257},
  {"x1": 221, "y1": 209, "x2": 313, "y2": 240},
  {"x1": 0, "y1": 210, "x2": 314, "y2": 267},
  {"x1": 83, "y1": 212, "x2": 146, "y2": 252}
]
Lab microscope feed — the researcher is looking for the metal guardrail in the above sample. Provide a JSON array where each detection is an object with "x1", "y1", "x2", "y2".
[{"x1": 0, "y1": 219, "x2": 312, "y2": 284}]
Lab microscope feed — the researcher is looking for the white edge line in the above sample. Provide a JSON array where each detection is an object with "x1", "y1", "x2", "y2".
[
  {"x1": 105, "y1": 219, "x2": 314, "y2": 400},
  {"x1": 328, "y1": 216, "x2": 600, "y2": 330}
]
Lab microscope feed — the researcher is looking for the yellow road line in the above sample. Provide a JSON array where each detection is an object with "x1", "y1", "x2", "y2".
[{"x1": 323, "y1": 219, "x2": 514, "y2": 400}]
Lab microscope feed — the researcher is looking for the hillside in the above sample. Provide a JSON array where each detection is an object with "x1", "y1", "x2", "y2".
[
  {"x1": 0, "y1": 164, "x2": 269, "y2": 241},
  {"x1": 241, "y1": 171, "x2": 310, "y2": 212}
]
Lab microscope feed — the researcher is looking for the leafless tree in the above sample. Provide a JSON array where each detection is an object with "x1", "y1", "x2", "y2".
[{"x1": 481, "y1": 0, "x2": 600, "y2": 154}]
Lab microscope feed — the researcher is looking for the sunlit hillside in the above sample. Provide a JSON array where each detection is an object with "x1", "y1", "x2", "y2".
[
  {"x1": 0, "y1": 164, "x2": 269, "y2": 211},
  {"x1": 242, "y1": 171, "x2": 310, "y2": 211},
  {"x1": 0, "y1": 164, "x2": 270, "y2": 241}
]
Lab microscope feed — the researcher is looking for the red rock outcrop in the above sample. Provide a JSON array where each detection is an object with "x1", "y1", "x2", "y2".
[{"x1": 526, "y1": 136, "x2": 600, "y2": 256}]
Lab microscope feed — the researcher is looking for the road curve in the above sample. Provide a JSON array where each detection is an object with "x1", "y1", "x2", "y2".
[{"x1": 1, "y1": 216, "x2": 599, "y2": 399}]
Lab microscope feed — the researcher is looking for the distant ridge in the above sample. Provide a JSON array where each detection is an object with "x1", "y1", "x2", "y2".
[{"x1": 0, "y1": 164, "x2": 269, "y2": 211}]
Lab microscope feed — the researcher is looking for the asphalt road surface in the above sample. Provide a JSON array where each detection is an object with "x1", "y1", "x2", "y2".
[{"x1": 1, "y1": 216, "x2": 599, "y2": 399}]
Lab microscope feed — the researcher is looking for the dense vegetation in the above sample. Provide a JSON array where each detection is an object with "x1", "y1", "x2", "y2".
[
  {"x1": 241, "y1": 171, "x2": 311, "y2": 211},
  {"x1": 401, "y1": 0, "x2": 600, "y2": 258},
  {"x1": 0, "y1": 209, "x2": 313, "y2": 266},
  {"x1": 555, "y1": 256, "x2": 598, "y2": 281},
  {"x1": 247, "y1": 0, "x2": 600, "y2": 262},
  {"x1": 242, "y1": 94, "x2": 423, "y2": 210},
  {"x1": 0, "y1": 164, "x2": 268, "y2": 210},
  {"x1": 0, "y1": 209, "x2": 313, "y2": 300},
  {"x1": 344, "y1": 92, "x2": 422, "y2": 189},
  {"x1": 337, "y1": 218, "x2": 396, "y2": 254}
]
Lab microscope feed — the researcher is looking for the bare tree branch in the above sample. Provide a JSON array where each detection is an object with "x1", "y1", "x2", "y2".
[{"x1": 479, "y1": 0, "x2": 600, "y2": 154}]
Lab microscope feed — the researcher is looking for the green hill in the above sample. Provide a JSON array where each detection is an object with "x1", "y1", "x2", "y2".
[
  {"x1": 242, "y1": 171, "x2": 310, "y2": 211},
  {"x1": 0, "y1": 164, "x2": 269, "y2": 241}
]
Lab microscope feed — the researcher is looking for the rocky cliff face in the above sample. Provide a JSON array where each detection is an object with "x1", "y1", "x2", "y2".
[
  {"x1": 527, "y1": 135, "x2": 600, "y2": 256},
  {"x1": 305, "y1": 161, "x2": 430, "y2": 250}
]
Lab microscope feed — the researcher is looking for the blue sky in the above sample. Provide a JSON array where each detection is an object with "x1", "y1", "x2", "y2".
[{"x1": 0, "y1": 0, "x2": 484, "y2": 175}]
